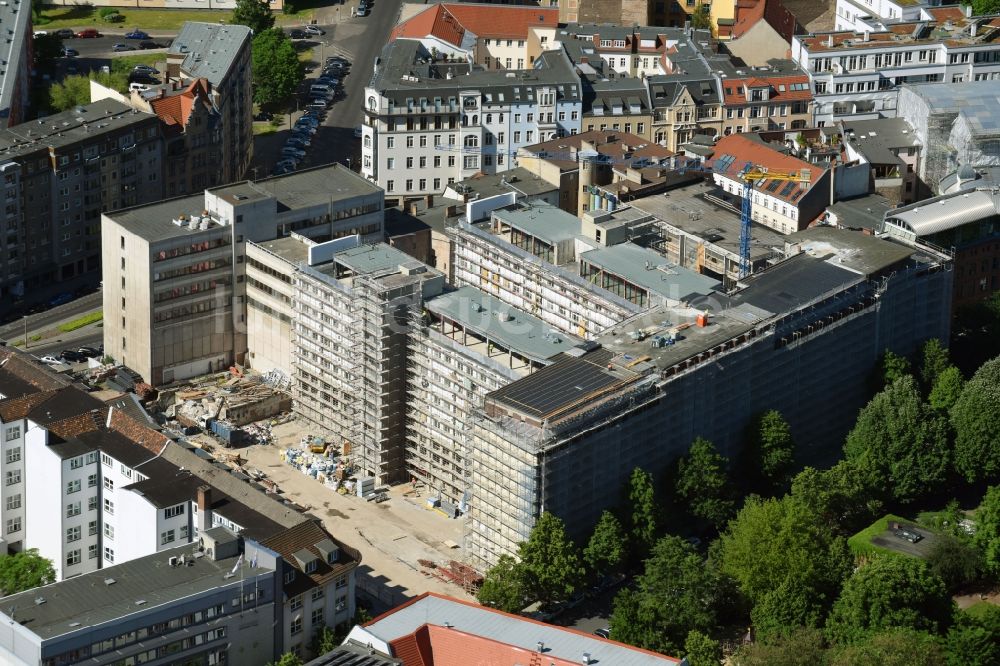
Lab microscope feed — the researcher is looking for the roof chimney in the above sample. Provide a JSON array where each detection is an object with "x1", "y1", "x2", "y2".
[
  {"x1": 197, "y1": 485, "x2": 213, "y2": 531},
  {"x1": 826, "y1": 34, "x2": 834, "y2": 47},
  {"x1": 582, "y1": 653, "x2": 592, "y2": 665},
  {"x1": 966, "y1": 3, "x2": 973, "y2": 17}
]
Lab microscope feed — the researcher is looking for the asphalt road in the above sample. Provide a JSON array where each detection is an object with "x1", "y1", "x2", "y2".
[
  {"x1": 22, "y1": 334, "x2": 104, "y2": 360},
  {"x1": 252, "y1": 0, "x2": 405, "y2": 175},
  {"x1": 0, "y1": 292, "x2": 102, "y2": 341}
]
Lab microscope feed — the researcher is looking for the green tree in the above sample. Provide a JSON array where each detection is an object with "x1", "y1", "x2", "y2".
[
  {"x1": 684, "y1": 629, "x2": 722, "y2": 666},
  {"x1": 267, "y1": 654, "x2": 303, "y2": 666},
  {"x1": 676, "y1": 438, "x2": 734, "y2": 528},
  {"x1": 476, "y1": 554, "x2": 527, "y2": 612},
  {"x1": 718, "y1": 495, "x2": 852, "y2": 609},
  {"x1": 627, "y1": 467, "x2": 658, "y2": 563},
  {"x1": 843, "y1": 376, "x2": 950, "y2": 503},
  {"x1": 921, "y1": 339, "x2": 952, "y2": 389},
  {"x1": 310, "y1": 625, "x2": 338, "y2": 656},
  {"x1": 232, "y1": 0, "x2": 275, "y2": 34},
  {"x1": 48, "y1": 75, "x2": 92, "y2": 112},
  {"x1": 951, "y1": 357, "x2": 1000, "y2": 482},
  {"x1": 825, "y1": 557, "x2": 953, "y2": 645},
  {"x1": 750, "y1": 577, "x2": 827, "y2": 643},
  {"x1": 583, "y1": 510, "x2": 625, "y2": 577},
  {"x1": 517, "y1": 512, "x2": 583, "y2": 606},
  {"x1": 251, "y1": 28, "x2": 302, "y2": 106},
  {"x1": 609, "y1": 536, "x2": 728, "y2": 655},
  {"x1": 750, "y1": 409, "x2": 796, "y2": 488},
  {"x1": 972, "y1": 485, "x2": 1000, "y2": 577},
  {"x1": 732, "y1": 627, "x2": 830, "y2": 666},
  {"x1": 0, "y1": 550, "x2": 55, "y2": 596},
  {"x1": 930, "y1": 366, "x2": 965, "y2": 413},
  {"x1": 967, "y1": 2, "x2": 1000, "y2": 18},
  {"x1": 945, "y1": 604, "x2": 1000, "y2": 666},
  {"x1": 881, "y1": 350, "x2": 913, "y2": 387},
  {"x1": 790, "y1": 461, "x2": 882, "y2": 530},
  {"x1": 690, "y1": 3, "x2": 712, "y2": 30},
  {"x1": 829, "y1": 628, "x2": 946, "y2": 666},
  {"x1": 926, "y1": 534, "x2": 981, "y2": 592}
]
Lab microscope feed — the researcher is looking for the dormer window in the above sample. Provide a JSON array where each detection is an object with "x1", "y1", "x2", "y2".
[{"x1": 305, "y1": 560, "x2": 318, "y2": 574}]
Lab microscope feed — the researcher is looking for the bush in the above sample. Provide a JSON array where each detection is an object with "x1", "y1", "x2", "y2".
[{"x1": 98, "y1": 7, "x2": 120, "y2": 18}]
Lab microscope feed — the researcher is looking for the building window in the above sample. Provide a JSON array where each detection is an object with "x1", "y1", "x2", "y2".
[
  {"x1": 89, "y1": 544, "x2": 98, "y2": 559},
  {"x1": 5, "y1": 426, "x2": 21, "y2": 440},
  {"x1": 104, "y1": 498, "x2": 114, "y2": 515},
  {"x1": 285, "y1": 570, "x2": 296, "y2": 585},
  {"x1": 5, "y1": 494, "x2": 20, "y2": 510},
  {"x1": 336, "y1": 594, "x2": 348, "y2": 613},
  {"x1": 405, "y1": 179, "x2": 413, "y2": 191},
  {"x1": 88, "y1": 496, "x2": 98, "y2": 511},
  {"x1": 89, "y1": 520, "x2": 98, "y2": 536},
  {"x1": 104, "y1": 478, "x2": 114, "y2": 491},
  {"x1": 70, "y1": 457, "x2": 83, "y2": 470},
  {"x1": 104, "y1": 547, "x2": 114, "y2": 563},
  {"x1": 66, "y1": 502, "x2": 81, "y2": 518},
  {"x1": 5, "y1": 517, "x2": 21, "y2": 534},
  {"x1": 311, "y1": 587, "x2": 325, "y2": 602},
  {"x1": 88, "y1": 474, "x2": 97, "y2": 488},
  {"x1": 164, "y1": 504, "x2": 185, "y2": 519},
  {"x1": 290, "y1": 594, "x2": 303, "y2": 611},
  {"x1": 66, "y1": 526, "x2": 81, "y2": 542},
  {"x1": 101, "y1": 453, "x2": 112, "y2": 467},
  {"x1": 67, "y1": 480, "x2": 81, "y2": 494},
  {"x1": 290, "y1": 616, "x2": 303, "y2": 636},
  {"x1": 6, "y1": 447, "x2": 20, "y2": 464},
  {"x1": 66, "y1": 550, "x2": 81, "y2": 566},
  {"x1": 161, "y1": 530, "x2": 176, "y2": 545},
  {"x1": 105, "y1": 524, "x2": 115, "y2": 540},
  {"x1": 311, "y1": 607, "x2": 324, "y2": 626},
  {"x1": 386, "y1": 180, "x2": 394, "y2": 192},
  {"x1": 335, "y1": 575, "x2": 348, "y2": 589}
]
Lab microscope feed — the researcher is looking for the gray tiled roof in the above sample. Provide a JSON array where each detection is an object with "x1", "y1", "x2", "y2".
[{"x1": 169, "y1": 22, "x2": 251, "y2": 88}]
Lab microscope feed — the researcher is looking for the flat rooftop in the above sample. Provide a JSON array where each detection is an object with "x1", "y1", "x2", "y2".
[
  {"x1": 579, "y1": 243, "x2": 722, "y2": 302},
  {"x1": 426, "y1": 286, "x2": 584, "y2": 364},
  {"x1": 788, "y1": 226, "x2": 918, "y2": 276},
  {"x1": 450, "y1": 167, "x2": 557, "y2": 200},
  {"x1": 335, "y1": 243, "x2": 425, "y2": 276},
  {"x1": 0, "y1": 541, "x2": 268, "y2": 641},
  {"x1": 0, "y1": 99, "x2": 153, "y2": 156},
  {"x1": 630, "y1": 182, "x2": 788, "y2": 260},
  {"x1": 826, "y1": 194, "x2": 895, "y2": 231},
  {"x1": 493, "y1": 202, "x2": 582, "y2": 245},
  {"x1": 732, "y1": 252, "x2": 863, "y2": 314},
  {"x1": 252, "y1": 236, "x2": 310, "y2": 265},
  {"x1": 842, "y1": 118, "x2": 919, "y2": 165}
]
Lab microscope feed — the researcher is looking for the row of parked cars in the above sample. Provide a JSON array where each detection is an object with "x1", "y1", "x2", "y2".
[
  {"x1": 38, "y1": 345, "x2": 104, "y2": 367},
  {"x1": 273, "y1": 56, "x2": 350, "y2": 176},
  {"x1": 288, "y1": 25, "x2": 326, "y2": 40}
]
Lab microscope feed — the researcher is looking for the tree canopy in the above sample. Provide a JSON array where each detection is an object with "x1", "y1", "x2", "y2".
[
  {"x1": 476, "y1": 554, "x2": 526, "y2": 612},
  {"x1": 967, "y1": 1, "x2": 1000, "y2": 19},
  {"x1": 684, "y1": 629, "x2": 722, "y2": 666},
  {"x1": 751, "y1": 410, "x2": 796, "y2": 488},
  {"x1": 973, "y1": 485, "x2": 1000, "y2": 577},
  {"x1": 517, "y1": 512, "x2": 583, "y2": 605},
  {"x1": 825, "y1": 556, "x2": 953, "y2": 645},
  {"x1": 267, "y1": 654, "x2": 303, "y2": 666},
  {"x1": 921, "y1": 339, "x2": 952, "y2": 390},
  {"x1": 583, "y1": 510, "x2": 625, "y2": 577},
  {"x1": 732, "y1": 627, "x2": 830, "y2": 666},
  {"x1": 0, "y1": 550, "x2": 55, "y2": 596},
  {"x1": 609, "y1": 536, "x2": 728, "y2": 655},
  {"x1": 675, "y1": 437, "x2": 735, "y2": 528},
  {"x1": 951, "y1": 357, "x2": 1000, "y2": 481},
  {"x1": 930, "y1": 366, "x2": 965, "y2": 413},
  {"x1": 881, "y1": 350, "x2": 913, "y2": 387},
  {"x1": 232, "y1": 0, "x2": 275, "y2": 34},
  {"x1": 829, "y1": 628, "x2": 946, "y2": 666},
  {"x1": 627, "y1": 467, "x2": 658, "y2": 562},
  {"x1": 251, "y1": 29, "x2": 302, "y2": 106},
  {"x1": 843, "y1": 375, "x2": 950, "y2": 503},
  {"x1": 945, "y1": 604, "x2": 1000, "y2": 666},
  {"x1": 48, "y1": 75, "x2": 92, "y2": 112}
]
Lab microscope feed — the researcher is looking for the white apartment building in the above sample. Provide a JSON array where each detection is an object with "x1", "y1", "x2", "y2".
[
  {"x1": 835, "y1": 0, "x2": 953, "y2": 31},
  {"x1": 363, "y1": 40, "x2": 582, "y2": 201},
  {"x1": 792, "y1": 7, "x2": 1000, "y2": 125}
]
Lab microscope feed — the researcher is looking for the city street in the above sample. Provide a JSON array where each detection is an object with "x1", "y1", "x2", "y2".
[{"x1": 252, "y1": 0, "x2": 407, "y2": 175}]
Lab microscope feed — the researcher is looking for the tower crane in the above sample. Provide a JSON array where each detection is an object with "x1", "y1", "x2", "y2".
[{"x1": 736, "y1": 165, "x2": 812, "y2": 279}]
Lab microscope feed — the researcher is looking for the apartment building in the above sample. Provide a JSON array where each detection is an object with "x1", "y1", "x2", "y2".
[
  {"x1": 47, "y1": 0, "x2": 284, "y2": 9},
  {"x1": 389, "y1": 3, "x2": 560, "y2": 70},
  {"x1": 558, "y1": 0, "x2": 698, "y2": 30},
  {"x1": 582, "y1": 79, "x2": 655, "y2": 141},
  {"x1": 408, "y1": 286, "x2": 581, "y2": 508},
  {"x1": 791, "y1": 6, "x2": 1000, "y2": 125},
  {"x1": 362, "y1": 40, "x2": 582, "y2": 201},
  {"x1": 834, "y1": 0, "x2": 948, "y2": 31},
  {"x1": 0, "y1": 99, "x2": 164, "y2": 314},
  {"x1": 711, "y1": 133, "x2": 832, "y2": 234},
  {"x1": 101, "y1": 165, "x2": 384, "y2": 386},
  {"x1": 466, "y1": 228, "x2": 953, "y2": 567},
  {"x1": 167, "y1": 22, "x2": 253, "y2": 184},
  {"x1": 896, "y1": 81, "x2": 1000, "y2": 195},
  {"x1": 839, "y1": 117, "x2": 922, "y2": 203},
  {"x1": 0, "y1": 0, "x2": 31, "y2": 128},
  {"x1": 719, "y1": 73, "x2": 813, "y2": 135}
]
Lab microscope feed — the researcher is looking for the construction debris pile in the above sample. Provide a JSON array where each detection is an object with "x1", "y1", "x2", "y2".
[
  {"x1": 282, "y1": 436, "x2": 360, "y2": 493},
  {"x1": 418, "y1": 560, "x2": 483, "y2": 593},
  {"x1": 164, "y1": 371, "x2": 291, "y2": 446}
]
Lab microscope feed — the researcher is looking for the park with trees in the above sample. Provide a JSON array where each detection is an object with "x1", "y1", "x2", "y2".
[{"x1": 476, "y1": 334, "x2": 1000, "y2": 665}]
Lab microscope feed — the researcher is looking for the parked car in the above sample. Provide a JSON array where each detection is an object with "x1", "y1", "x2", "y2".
[
  {"x1": 287, "y1": 137, "x2": 311, "y2": 150},
  {"x1": 326, "y1": 56, "x2": 350, "y2": 66},
  {"x1": 60, "y1": 350, "x2": 85, "y2": 363},
  {"x1": 304, "y1": 25, "x2": 325, "y2": 36},
  {"x1": 593, "y1": 628, "x2": 611, "y2": 639},
  {"x1": 296, "y1": 114, "x2": 320, "y2": 124},
  {"x1": 289, "y1": 29, "x2": 306, "y2": 39},
  {"x1": 49, "y1": 292, "x2": 73, "y2": 307},
  {"x1": 113, "y1": 43, "x2": 136, "y2": 52},
  {"x1": 78, "y1": 346, "x2": 101, "y2": 358},
  {"x1": 76, "y1": 29, "x2": 101, "y2": 38},
  {"x1": 275, "y1": 159, "x2": 298, "y2": 170},
  {"x1": 33, "y1": 30, "x2": 48, "y2": 38},
  {"x1": 133, "y1": 64, "x2": 159, "y2": 75},
  {"x1": 55, "y1": 29, "x2": 76, "y2": 39},
  {"x1": 38, "y1": 355, "x2": 61, "y2": 365},
  {"x1": 281, "y1": 147, "x2": 306, "y2": 160},
  {"x1": 356, "y1": 5, "x2": 369, "y2": 16},
  {"x1": 139, "y1": 41, "x2": 161, "y2": 50},
  {"x1": 125, "y1": 29, "x2": 149, "y2": 40},
  {"x1": 316, "y1": 77, "x2": 339, "y2": 87},
  {"x1": 62, "y1": 48, "x2": 78, "y2": 57}
]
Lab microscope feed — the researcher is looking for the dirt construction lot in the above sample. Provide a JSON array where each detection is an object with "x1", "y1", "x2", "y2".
[{"x1": 239, "y1": 419, "x2": 473, "y2": 613}]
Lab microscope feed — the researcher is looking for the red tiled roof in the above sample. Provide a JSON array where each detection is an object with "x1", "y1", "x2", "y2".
[
  {"x1": 389, "y1": 626, "x2": 434, "y2": 666},
  {"x1": 712, "y1": 134, "x2": 825, "y2": 203},
  {"x1": 390, "y1": 3, "x2": 558, "y2": 46},
  {"x1": 261, "y1": 519, "x2": 361, "y2": 597},
  {"x1": 721, "y1": 75, "x2": 812, "y2": 105},
  {"x1": 732, "y1": 0, "x2": 798, "y2": 42},
  {"x1": 0, "y1": 389, "x2": 58, "y2": 422},
  {"x1": 108, "y1": 407, "x2": 171, "y2": 456},
  {"x1": 149, "y1": 79, "x2": 212, "y2": 129}
]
